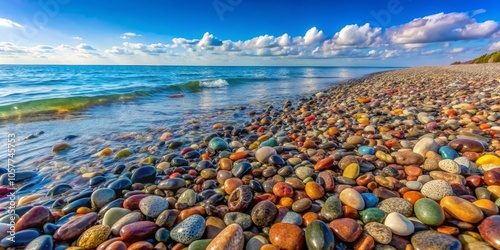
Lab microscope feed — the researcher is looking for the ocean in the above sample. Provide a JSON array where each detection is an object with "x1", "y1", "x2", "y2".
[{"x1": 0, "y1": 65, "x2": 398, "y2": 196}]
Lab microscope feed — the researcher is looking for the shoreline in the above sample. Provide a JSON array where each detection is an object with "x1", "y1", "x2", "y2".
[{"x1": 1, "y1": 64, "x2": 500, "y2": 249}]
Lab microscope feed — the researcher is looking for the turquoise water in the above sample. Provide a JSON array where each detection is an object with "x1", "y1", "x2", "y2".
[{"x1": 0, "y1": 65, "x2": 398, "y2": 182}]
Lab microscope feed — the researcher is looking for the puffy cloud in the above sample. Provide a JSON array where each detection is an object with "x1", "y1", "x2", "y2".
[
  {"x1": 489, "y1": 41, "x2": 500, "y2": 51},
  {"x1": 120, "y1": 32, "x2": 141, "y2": 39},
  {"x1": 0, "y1": 18, "x2": 23, "y2": 29},
  {"x1": 198, "y1": 32, "x2": 222, "y2": 47},
  {"x1": 388, "y1": 12, "x2": 499, "y2": 44},
  {"x1": 302, "y1": 27, "x2": 325, "y2": 45},
  {"x1": 72, "y1": 36, "x2": 83, "y2": 40},
  {"x1": 76, "y1": 44, "x2": 96, "y2": 51},
  {"x1": 334, "y1": 24, "x2": 382, "y2": 46},
  {"x1": 172, "y1": 37, "x2": 199, "y2": 45}
]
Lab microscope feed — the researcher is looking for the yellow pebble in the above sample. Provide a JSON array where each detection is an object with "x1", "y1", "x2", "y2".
[
  {"x1": 18, "y1": 194, "x2": 43, "y2": 206},
  {"x1": 82, "y1": 172, "x2": 103, "y2": 178},
  {"x1": 343, "y1": 163, "x2": 360, "y2": 179},
  {"x1": 98, "y1": 147, "x2": 112, "y2": 156},
  {"x1": 475, "y1": 155, "x2": 500, "y2": 166}
]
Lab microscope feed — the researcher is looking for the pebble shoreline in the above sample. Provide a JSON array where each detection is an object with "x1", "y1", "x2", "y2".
[{"x1": 2, "y1": 64, "x2": 500, "y2": 250}]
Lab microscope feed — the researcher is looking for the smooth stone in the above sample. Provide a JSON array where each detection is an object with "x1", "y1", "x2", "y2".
[
  {"x1": 269, "y1": 223, "x2": 305, "y2": 250},
  {"x1": 414, "y1": 198, "x2": 445, "y2": 226},
  {"x1": 476, "y1": 155, "x2": 500, "y2": 166},
  {"x1": 440, "y1": 196, "x2": 484, "y2": 223},
  {"x1": 281, "y1": 211, "x2": 303, "y2": 226},
  {"x1": 364, "y1": 222, "x2": 392, "y2": 244},
  {"x1": 189, "y1": 239, "x2": 213, "y2": 250},
  {"x1": 232, "y1": 162, "x2": 252, "y2": 178},
  {"x1": 114, "y1": 148, "x2": 132, "y2": 158},
  {"x1": 260, "y1": 138, "x2": 279, "y2": 147},
  {"x1": 411, "y1": 230, "x2": 462, "y2": 250},
  {"x1": 384, "y1": 212, "x2": 414, "y2": 236},
  {"x1": 346, "y1": 135, "x2": 365, "y2": 145},
  {"x1": 111, "y1": 211, "x2": 143, "y2": 236},
  {"x1": 358, "y1": 146, "x2": 375, "y2": 155},
  {"x1": 438, "y1": 159, "x2": 461, "y2": 174},
  {"x1": 170, "y1": 214, "x2": 206, "y2": 244},
  {"x1": 360, "y1": 207, "x2": 387, "y2": 224},
  {"x1": 52, "y1": 143, "x2": 71, "y2": 152},
  {"x1": 339, "y1": 188, "x2": 365, "y2": 210},
  {"x1": 53, "y1": 212, "x2": 98, "y2": 241},
  {"x1": 361, "y1": 192, "x2": 379, "y2": 208},
  {"x1": 296, "y1": 167, "x2": 314, "y2": 180},
  {"x1": 208, "y1": 137, "x2": 228, "y2": 151},
  {"x1": 377, "y1": 198, "x2": 413, "y2": 217},
  {"x1": 47, "y1": 184, "x2": 72, "y2": 197},
  {"x1": 131, "y1": 165, "x2": 156, "y2": 183},
  {"x1": 246, "y1": 235, "x2": 268, "y2": 250},
  {"x1": 178, "y1": 189, "x2": 197, "y2": 207},
  {"x1": 314, "y1": 157, "x2": 334, "y2": 171},
  {"x1": 204, "y1": 216, "x2": 225, "y2": 239},
  {"x1": 120, "y1": 221, "x2": 158, "y2": 242},
  {"x1": 255, "y1": 146, "x2": 277, "y2": 164},
  {"x1": 305, "y1": 220, "x2": 335, "y2": 250},
  {"x1": 206, "y1": 224, "x2": 244, "y2": 250},
  {"x1": 421, "y1": 180, "x2": 454, "y2": 201},
  {"x1": 0, "y1": 229, "x2": 40, "y2": 248},
  {"x1": 77, "y1": 225, "x2": 111, "y2": 249},
  {"x1": 448, "y1": 139, "x2": 485, "y2": 153},
  {"x1": 329, "y1": 218, "x2": 362, "y2": 242},
  {"x1": 392, "y1": 151, "x2": 424, "y2": 165},
  {"x1": 91, "y1": 188, "x2": 116, "y2": 209},
  {"x1": 251, "y1": 200, "x2": 278, "y2": 227},
  {"x1": 292, "y1": 198, "x2": 312, "y2": 213},
  {"x1": 158, "y1": 178, "x2": 185, "y2": 190},
  {"x1": 155, "y1": 227, "x2": 170, "y2": 243},
  {"x1": 343, "y1": 163, "x2": 360, "y2": 179},
  {"x1": 478, "y1": 215, "x2": 500, "y2": 249},
  {"x1": 25, "y1": 235, "x2": 53, "y2": 250},
  {"x1": 413, "y1": 137, "x2": 438, "y2": 157},
  {"x1": 107, "y1": 178, "x2": 132, "y2": 193},
  {"x1": 139, "y1": 195, "x2": 168, "y2": 218},
  {"x1": 62, "y1": 197, "x2": 91, "y2": 214},
  {"x1": 15, "y1": 206, "x2": 52, "y2": 231},
  {"x1": 321, "y1": 195, "x2": 343, "y2": 221},
  {"x1": 224, "y1": 212, "x2": 252, "y2": 230},
  {"x1": 156, "y1": 209, "x2": 178, "y2": 228},
  {"x1": 439, "y1": 146, "x2": 460, "y2": 160},
  {"x1": 406, "y1": 181, "x2": 423, "y2": 190},
  {"x1": 103, "y1": 208, "x2": 131, "y2": 227},
  {"x1": 465, "y1": 242, "x2": 495, "y2": 250}
]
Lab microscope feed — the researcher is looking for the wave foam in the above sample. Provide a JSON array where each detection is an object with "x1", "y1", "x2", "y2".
[{"x1": 199, "y1": 79, "x2": 229, "y2": 88}]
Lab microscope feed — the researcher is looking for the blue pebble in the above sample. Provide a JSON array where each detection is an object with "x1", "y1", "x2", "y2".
[
  {"x1": 281, "y1": 211, "x2": 303, "y2": 226},
  {"x1": 170, "y1": 214, "x2": 206, "y2": 244},
  {"x1": 0, "y1": 229, "x2": 40, "y2": 248},
  {"x1": 260, "y1": 138, "x2": 279, "y2": 147},
  {"x1": 438, "y1": 146, "x2": 459, "y2": 159},
  {"x1": 208, "y1": 137, "x2": 228, "y2": 151},
  {"x1": 361, "y1": 192, "x2": 379, "y2": 208},
  {"x1": 358, "y1": 146, "x2": 375, "y2": 155}
]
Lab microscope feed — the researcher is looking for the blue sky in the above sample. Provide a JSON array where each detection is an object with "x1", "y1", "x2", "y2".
[{"x1": 0, "y1": 0, "x2": 499, "y2": 66}]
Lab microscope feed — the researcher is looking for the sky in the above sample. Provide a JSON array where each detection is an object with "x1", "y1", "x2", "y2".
[{"x1": 0, "y1": 0, "x2": 499, "y2": 66}]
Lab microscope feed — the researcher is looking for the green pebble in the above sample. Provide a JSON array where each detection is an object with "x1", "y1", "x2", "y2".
[
  {"x1": 188, "y1": 239, "x2": 212, "y2": 250},
  {"x1": 360, "y1": 207, "x2": 387, "y2": 224}
]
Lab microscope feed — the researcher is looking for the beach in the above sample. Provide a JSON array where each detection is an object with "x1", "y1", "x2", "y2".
[{"x1": 2, "y1": 64, "x2": 500, "y2": 249}]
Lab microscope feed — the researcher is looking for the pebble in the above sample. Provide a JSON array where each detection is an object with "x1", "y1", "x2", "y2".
[
  {"x1": 478, "y1": 215, "x2": 500, "y2": 250},
  {"x1": 421, "y1": 180, "x2": 454, "y2": 201},
  {"x1": 251, "y1": 200, "x2": 278, "y2": 227},
  {"x1": 25, "y1": 235, "x2": 53, "y2": 250},
  {"x1": 224, "y1": 212, "x2": 252, "y2": 230},
  {"x1": 269, "y1": 223, "x2": 305, "y2": 250},
  {"x1": 255, "y1": 146, "x2": 277, "y2": 163},
  {"x1": 439, "y1": 159, "x2": 462, "y2": 174},
  {"x1": 321, "y1": 195, "x2": 343, "y2": 221},
  {"x1": 414, "y1": 198, "x2": 445, "y2": 226},
  {"x1": 364, "y1": 222, "x2": 392, "y2": 244},
  {"x1": 139, "y1": 195, "x2": 169, "y2": 218},
  {"x1": 384, "y1": 212, "x2": 415, "y2": 236},
  {"x1": 53, "y1": 212, "x2": 98, "y2": 241},
  {"x1": 305, "y1": 220, "x2": 335, "y2": 250},
  {"x1": 339, "y1": 188, "x2": 365, "y2": 210},
  {"x1": 170, "y1": 214, "x2": 206, "y2": 244},
  {"x1": 377, "y1": 198, "x2": 413, "y2": 217},
  {"x1": 440, "y1": 196, "x2": 484, "y2": 223},
  {"x1": 206, "y1": 224, "x2": 244, "y2": 250},
  {"x1": 411, "y1": 230, "x2": 462, "y2": 250},
  {"x1": 77, "y1": 225, "x2": 111, "y2": 249},
  {"x1": 413, "y1": 137, "x2": 438, "y2": 157},
  {"x1": 329, "y1": 218, "x2": 362, "y2": 242}
]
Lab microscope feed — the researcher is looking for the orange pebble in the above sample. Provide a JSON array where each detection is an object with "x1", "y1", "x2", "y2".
[
  {"x1": 201, "y1": 153, "x2": 211, "y2": 161},
  {"x1": 473, "y1": 199, "x2": 499, "y2": 216},
  {"x1": 327, "y1": 127, "x2": 339, "y2": 135},
  {"x1": 229, "y1": 151, "x2": 248, "y2": 161},
  {"x1": 343, "y1": 205, "x2": 359, "y2": 219},
  {"x1": 177, "y1": 206, "x2": 205, "y2": 223},
  {"x1": 437, "y1": 226, "x2": 460, "y2": 235},
  {"x1": 273, "y1": 182, "x2": 294, "y2": 198},
  {"x1": 480, "y1": 123, "x2": 491, "y2": 130},
  {"x1": 212, "y1": 123, "x2": 223, "y2": 129},
  {"x1": 404, "y1": 166, "x2": 422, "y2": 177},
  {"x1": 218, "y1": 158, "x2": 233, "y2": 170},
  {"x1": 305, "y1": 182, "x2": 325, "y2": 200},
  {"x1": 224, "y1": 178, "x2": 243, "y2": 194},
  {"x1": 76, "y1": 207, "x2": 92, "y2": 214},
  {"x1": 302, "y1": 212, "x2": 320, "y2": 227},
  {"x1": 279, "y1": 197, "x2": 294, "y2": 208},
  {"x1": 261, "y1": 244, "x2": 280, "y2": 250},
  {"x1": 403, "y1": 191, "x2": 425, "y2": 205}
]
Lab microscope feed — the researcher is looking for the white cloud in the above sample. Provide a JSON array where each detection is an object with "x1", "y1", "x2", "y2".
[
  {"x1": 0, "y1": 18, "x2": 23, "y2": 29},
  {"x1": 334, "y1": 24, "x2": 382, "y2": 47},
  {"x1": 472, "y1": 9, "x2": 486, "y2": 17},
  {"x1": 198, "y1": 32, "x2": 223, "y2": 47},
  {"x1": 302, "y1": 27, "x2": 325, "y2": 45},
  {"x1": 120, "y1": 32, "x2": 141, "y2": 39},
  {"x1": 489, "y1": 41, "x2": 500, "y2": 51},
  {"x1": 449, "y1": 47, "x2": 465, "y2": 54},
  {"x1": 72, "y1": 36, "x2": 83, "y2": 40},
  {"x1": 388, "y1": 12, "x2": 499, "y2": 44},
  {"x1": 76, "y1": 44, "x2": 96, "y2": 51},
  {"x1": 421, "y1": 49, "x2": 442, "y2": 55}
]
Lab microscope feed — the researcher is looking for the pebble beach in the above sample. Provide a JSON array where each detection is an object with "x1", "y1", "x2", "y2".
[{"x1": 2, "y1": 64, "x2": 500, "y2": 250}]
